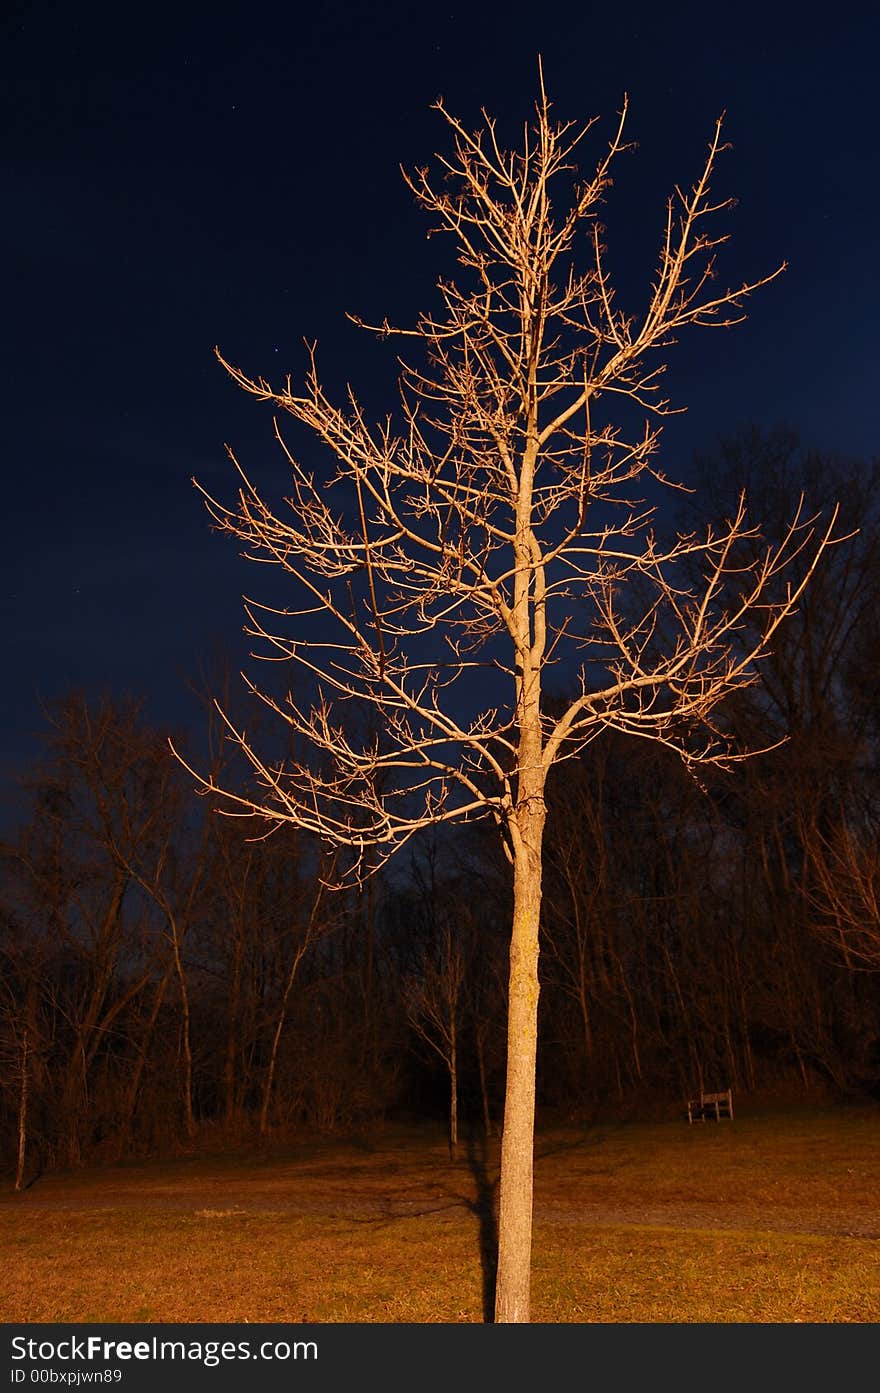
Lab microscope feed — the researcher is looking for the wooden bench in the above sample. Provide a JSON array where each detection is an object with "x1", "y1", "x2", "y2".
[{"x1": 687, "y1": 1087, "x2": 733, "y2": 1123}]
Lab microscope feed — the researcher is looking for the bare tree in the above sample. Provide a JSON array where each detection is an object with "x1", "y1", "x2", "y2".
[
  {"x1": 259, "y1": 843, "x2": 337, "y2": 1135},
  {"x1": 182, "y1": 77, "x2": 839, "y2": 1320},
  {"x1": 5, "y1": 698, "x2": 168, "y2": 1164},
  {"x1": 0, "y1": 955, "x2": 44, "y2": 1190},
  {"x1": 804, "y1": 815, "x2": 880, "y2": 970},
  {"x1": 61, "y1": 702, "x2": 214, "y2": 1143},
  {"x1": 404, "y1": 906, "x2": 466, "y2": 1160}
]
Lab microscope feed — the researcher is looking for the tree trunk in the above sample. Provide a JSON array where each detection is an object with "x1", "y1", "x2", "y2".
[
  {"x1": 177, "y1": 993, "x2": 195, "y2": 1138},
  {"x1": 260, "y1": 937, "x2": 310, "y2": 1136},
  {"x1": 167, "y1": 912, "x2": 195, "y2": 1138},
  {"x1": 15, "y1": 1027, "x2": 28, "y2": 1191},
  {"x1": 449, "y1": 1026, "x2": 458, "y2": 1160},
  {"x1": 224, "y1": 922, "x2": 244, "y2": 1127},
  {"x1": 118, "y1": 959, "x2": 174, "y2": 1154},
  {"x1": 494, "y1": 829, "x2": 544, "y2": 1323}
]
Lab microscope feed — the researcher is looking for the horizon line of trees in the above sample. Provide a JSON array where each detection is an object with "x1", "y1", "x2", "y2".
[{"x1": 1, "y1": 430, "x2": 878, "y2": 1182}]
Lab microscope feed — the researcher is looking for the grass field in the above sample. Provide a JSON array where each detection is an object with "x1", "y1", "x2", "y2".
[{"x1": 2, "y1": 1104, "x2": 878, "y2": 1322}]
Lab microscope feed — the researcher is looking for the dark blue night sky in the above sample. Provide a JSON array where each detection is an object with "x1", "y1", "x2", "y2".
[{"x1": 3, "y1": 0, "x2": 878, "y2": 817}]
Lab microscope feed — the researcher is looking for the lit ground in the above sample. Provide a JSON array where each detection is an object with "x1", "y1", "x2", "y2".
[{"x1": 2, "y1": 1105, "x2": 878, "y2": 1322}]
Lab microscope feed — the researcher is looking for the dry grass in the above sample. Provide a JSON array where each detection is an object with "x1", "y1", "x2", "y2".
[{"x1": 2, "y1": 1104, "x2": 878, "y2": 1322}]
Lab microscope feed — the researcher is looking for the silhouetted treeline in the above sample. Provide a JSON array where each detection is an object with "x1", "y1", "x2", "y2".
[{"x1": 2, "y1": 431, "x2": 878, "y2": 1175}]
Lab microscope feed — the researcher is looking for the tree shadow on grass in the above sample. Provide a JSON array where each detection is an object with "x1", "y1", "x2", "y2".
[
  {"x1": 534, "y1": 1125, "x2": 623, "y2": 1163},
  {"x1": 463, "y1": 1125, "x2": 498, "y2": 1322}
]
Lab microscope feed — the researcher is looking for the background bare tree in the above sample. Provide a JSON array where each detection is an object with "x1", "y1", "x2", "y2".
[
  {"x1": 804, "y1": 817, "x2": 880, "y2": 970},
  {"x1": 404, "y1": 917, "x2": 466, "y2": 1160},
  {"x1": 689, "y1": 432, "x2": 880, "y2": 1090},
  {"x1": 4, "y1": 698, "x2": 173, "y2": 1165},
  {"x1": 0, "y1": 934, "x2": 46, "y2": 1190},
  {"x1": 179, "y1": 80, "x2": 840, "y2": 1320},
  {"x1": 401, "y1": 840, "x2": 469, "y2": 1158}
]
